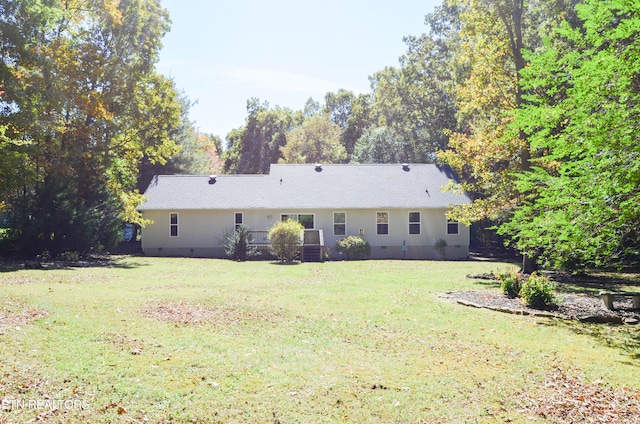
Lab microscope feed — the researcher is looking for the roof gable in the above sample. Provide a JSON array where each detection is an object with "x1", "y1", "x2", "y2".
[{"x1": 138, "y1": 164, "x2": 470, "y2": 211}]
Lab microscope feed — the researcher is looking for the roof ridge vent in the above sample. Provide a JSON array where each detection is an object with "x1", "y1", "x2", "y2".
[
  {"x1": 402, "y1": 163, "x2": 410, "y2": 172},
  {"x1": 208, "y1": 175, "x2": 217, "y2": 184},
  {"x1": 314, "y1": 164, "x2": 323, "y2": 172}
]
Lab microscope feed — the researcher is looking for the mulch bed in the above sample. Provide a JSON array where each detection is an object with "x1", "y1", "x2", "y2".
[
  {"x1": 442, "y1": 275, "x2": 640, "y2": 324},
  {"x1": 446, "y1": 274, "x2": 640, "y2": 422}
]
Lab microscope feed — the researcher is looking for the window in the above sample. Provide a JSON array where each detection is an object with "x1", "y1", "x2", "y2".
[
  {"x1": 298, "y1": 214, "x2": 314, "y2": 229},
  {"x1": 376, "y1": 212, "x2": 389, "y2": 235},
  {"x1": 447, "y1": 218, "x2": 459, "y2": 235},
  {"x1": 281, "y1": 213, "x2": 315, "y2": 229},
  {"x1": 170, "y1": 213, "x2": 178, "y2": 237},
  {"x1": 409, "y1": 212, "x2": 421, "y2": 235},
  {"x1": 333, "y1": 212, "x2": 346, "y2": 236},
  {"x1": 234, "y1": 212, "x2": 243, "y2": 231}
]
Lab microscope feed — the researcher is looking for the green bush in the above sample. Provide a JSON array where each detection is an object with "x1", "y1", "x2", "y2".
[
  {"x1": 434, "y1": 238, "x2": 447, "y2": 259},
  {"x1": 224, "y1": 225, "x2": 260, "y2": 261},
  {"x1": 335, "y1": 236, "x2": 371, "y2": 260},
  {"x1": 58, "y1": 251, "x2": 80, "y2": 262},
  {"x1": 268, "y1": 219, "x2": 303, "y2": 263},
  {"x1": 519, "y1": 272, "x2": 557, "y2": 309},
  {"x1": 496, "y1": 270, "x2": 522, "y2": 298}
]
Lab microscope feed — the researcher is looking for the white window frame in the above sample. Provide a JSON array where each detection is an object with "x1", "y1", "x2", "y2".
[
  {"x1": 234, "y1": 212, "x2": 243, "y2": 231},
  {"x1": 408, "y1": 211, "x2": 421, "y2": 235},
  {"x1": 376, "y1": 211, "x2": 389, "y2": 236},
  {"x1": 447, "y1": 218, "x2": 459, "y2": 235},
  {"x1": 333, "y1": 212, "x2": 346, "y2": 236},
  {"x1": 281, "y1": 213, "x2": 315, "y2": 229},
  {"x1": 170, "y1": 212, "x2": 179, "y2": 237}
]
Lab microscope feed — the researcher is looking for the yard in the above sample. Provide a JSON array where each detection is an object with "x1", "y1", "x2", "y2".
[{"x1": 1, "y1": 257, "x2": 639, "y2": 423}]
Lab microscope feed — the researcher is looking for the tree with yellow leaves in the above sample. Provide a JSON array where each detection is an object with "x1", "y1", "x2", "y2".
[
  {"x1": 0, "y1": 0, "x2": 182, "y2": 256},
  {"x1": 438, "y1": 0, "x2": 579, "y2": 270}
]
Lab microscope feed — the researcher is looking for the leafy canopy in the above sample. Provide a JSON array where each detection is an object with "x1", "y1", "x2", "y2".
[
  {"x1": 0, "y1": 0, "x2": 181, "y2": 256},
  {"x1": 500, "y1": 0, "x2": 640, "y2": 269}
]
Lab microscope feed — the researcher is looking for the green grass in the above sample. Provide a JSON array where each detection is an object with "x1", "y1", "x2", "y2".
[{"x1": 0, "y1": 257, "x2": 638, "y2": 423}]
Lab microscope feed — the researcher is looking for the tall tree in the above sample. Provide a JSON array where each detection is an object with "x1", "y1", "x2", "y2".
[
  {"x1": 439, "y1": 0, "x2": 580, "y2": 222},
  {"x1": 324, "y1": 89, "x2": 353, "y2": 159},
  {"x1": 324, "y1": 89, "x2": 371, "y2": 160},
  {"x1": 223, "y1": 99, "x2": 297, "y2": 174},
  {"x1": 138, "y1": 94, "x2": 223, "y2": 191},
  {"x1": 400, "y1": 30, "x2": 460, "y2": 161},
  {"x1": 0, "y1": 0, "x2": 181, "y2": 255},
  {"x1": 279, "y1": 114, "x2": 346, "y2": 164},
  {"x1": 438, "y1": 0, "x2": 527, "y2": 224},
  {"x1": 351, "y1": 126, "x2": 406, "y2": 164},
  {"x1": 367, "y1": 3, "x2": 462, "y2": 164},
  {"x1": 436, "y1": 0, "x2": 580, "y2": 271},
  {"x1": 500, "y1": 0, "x2": 640, "y2": 269},
  {"x1": 324, "y1": 89, "x2": 354, "y2": 129}
]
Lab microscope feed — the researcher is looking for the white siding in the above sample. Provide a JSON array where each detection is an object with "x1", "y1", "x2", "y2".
[{"x1": 141, "y1": 208, "x2": 469, "y2": 260}]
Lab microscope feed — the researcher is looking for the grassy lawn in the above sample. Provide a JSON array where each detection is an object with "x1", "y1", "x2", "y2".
[{"x1": 1, "y1": 257, "x2": 639, "y2": 423}]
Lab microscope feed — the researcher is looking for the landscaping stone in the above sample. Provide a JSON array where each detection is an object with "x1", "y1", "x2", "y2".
[
  {"x1": 465, "y1": 273, "x2": 496, "y2": 280},
  {"x1": 444, "y1": 291, "x2": 640, "y2": 324}
]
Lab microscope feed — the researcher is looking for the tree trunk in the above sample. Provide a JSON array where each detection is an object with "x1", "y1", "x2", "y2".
[
  {"x1": 130, "y1": 224, "x2": 140, "y2": 243},
  {"x1": 521, "y1": 253, "x2": 538, "y2": 274}
]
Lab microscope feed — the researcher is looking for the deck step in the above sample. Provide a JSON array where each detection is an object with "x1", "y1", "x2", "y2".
[{"x1": 302, "y1": 245, "x2": 323, "y2": 262}]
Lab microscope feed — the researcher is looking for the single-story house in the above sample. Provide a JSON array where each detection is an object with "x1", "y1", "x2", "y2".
[{"x1": 138, "y1": 163, "x2": 471, "y2": 260}]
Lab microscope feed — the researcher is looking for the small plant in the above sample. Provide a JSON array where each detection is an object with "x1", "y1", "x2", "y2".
[
  {"x1": 519, "y1": 272, "x2": 557, "y2": 309},
  {"x1": 90, "y1": 242, "x2": 106, "y2": 255},
  {"x1": 434, "y1": 238, "x2": 447, "y2": 259},
  {"x1": 323, "y1": 246, "x2": 332, "y2": 262},
  {"x1": 58, "y1": 251, "x2": 80, "y2": 262},
  {"x1": 335, "y1": 236, "x2": 371, "y2": 260},
  {"x1": 268, "y1": 219, "x2": 303, "y2": 263},
  {"x1": 38, "y1": 249, "x2": 52, "y2": 262},
  {"x1": 496, "y1": 270, "x2": 522, "y2": 298},
  {"x1": 224, "y1": 225, "x2": 260, "y2": 261}
]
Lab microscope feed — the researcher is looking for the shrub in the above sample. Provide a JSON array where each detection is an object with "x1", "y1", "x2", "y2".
[
  {"x1": 519, "y1": 272, "x2": 557, "y2": 309},
  {"x1": 58, "y1": 251, "x2": 80, "y2": 262},
  {"x1": 39, "y1": 249, "x2": 52, "y2": 262},
  {"x1": 496, "y1": 270, "x2": 522, "y2": 298},
  {"x1": 224, "y1": 225, "x2": 260, "y2": 261},
  {"x1": 268, "y1": 219, "x2": 303, "y2": 263},
  {"x1": 335, "y1": 236, "x2": 371, "y2": 260},
  {"x1": 434, "y1": 238, "x2": 447, "y2": 259}
]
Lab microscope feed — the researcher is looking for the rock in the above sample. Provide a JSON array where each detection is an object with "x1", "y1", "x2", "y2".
[
  {"x1": 466, "y1": 273, "x2": 496, "y2": 280},
  {"x1": 624, "y1": 317, "x2": 639, "y2": 325},
  {"x1": 531, "y1": 311, "x2": 558, "y2": 319},
  {"x1": 457, "y1": 300, "x2": 481, "y2": 308},
  {"x1": 579, "y1": 315, "x2": 624, "y2": 324}
]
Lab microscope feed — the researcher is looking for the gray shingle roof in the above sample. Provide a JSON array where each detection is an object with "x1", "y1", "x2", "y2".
[{"x1": 138, "y1": 164, "x2": 470, "y2": 211}]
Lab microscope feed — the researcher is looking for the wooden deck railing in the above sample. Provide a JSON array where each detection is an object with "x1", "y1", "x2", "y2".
[
  {"x1": 248, "y1": 230, "x2": 270, "y2": 246},
  {"x1": 249, "y1": 229, "x2": 325, "y2": 262},
  {"x1": 249, "y1": 230, "x2": 324, "y2": 245}
]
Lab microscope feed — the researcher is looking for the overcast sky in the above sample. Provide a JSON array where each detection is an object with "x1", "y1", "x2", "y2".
[{"x1": 157, "y1": 0, "x2": 441, "y2": 141}]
